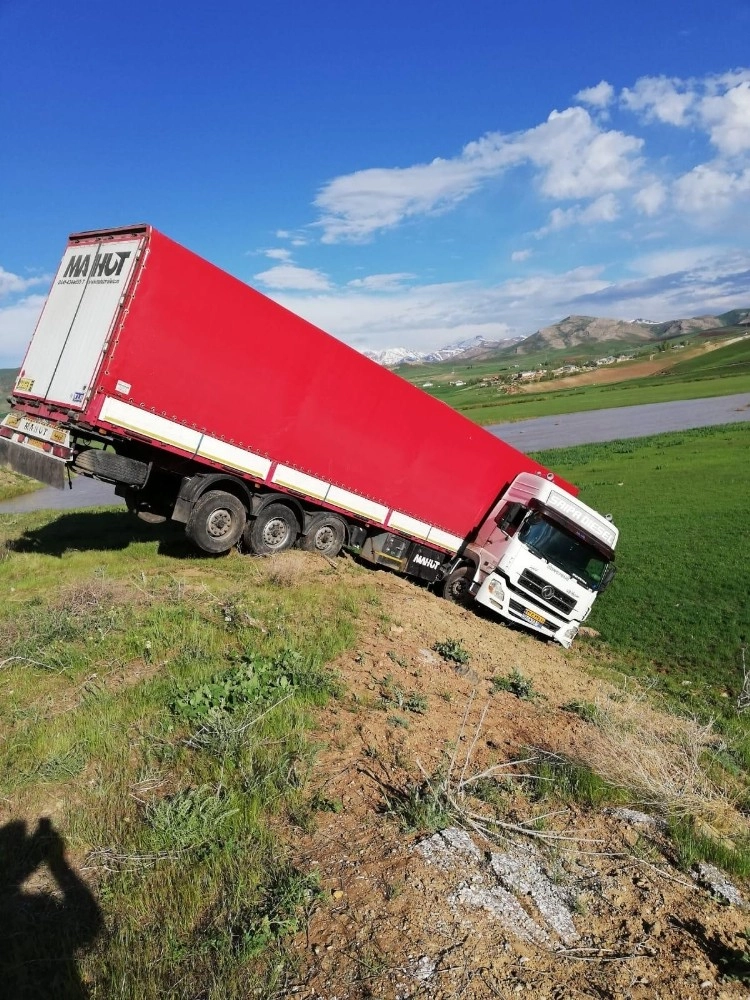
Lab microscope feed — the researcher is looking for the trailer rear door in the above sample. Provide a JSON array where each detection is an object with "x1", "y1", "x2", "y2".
[{"x1": 15, "y1": 236, "x2": 143, "y2": 409}]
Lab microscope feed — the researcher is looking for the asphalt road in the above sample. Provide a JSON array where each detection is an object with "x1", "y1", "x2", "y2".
[{"x1": 1, "y1": 392, "x2": 748, "y2": 514}]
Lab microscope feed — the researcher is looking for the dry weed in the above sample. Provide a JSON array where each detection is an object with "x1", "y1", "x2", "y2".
[
  {"x1": 576, "y1": 686, "x2": 742, "y2": 831},
  {"x1": 255, "y1": 550, "x2": 310, "y2": 587}
]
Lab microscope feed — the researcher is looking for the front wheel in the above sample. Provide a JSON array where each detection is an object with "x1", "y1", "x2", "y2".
[
  {"x1": 441, "y1": 564, "x2": 472, "y2": 604},
  {"x1": 186, "y1": 490, "x2": 247, "y2": 554},
  {"x1": 245, "y1": 503, "x2": 299, "y2": 555}
]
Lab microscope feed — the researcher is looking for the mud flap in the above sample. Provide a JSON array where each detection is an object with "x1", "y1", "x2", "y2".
[{"x1": 0, "y1": 437, "x2": 67, "y2": 489}]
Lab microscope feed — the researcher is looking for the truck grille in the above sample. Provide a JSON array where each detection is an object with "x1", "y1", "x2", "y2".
[{"x1": 518, "y1": 569, "x2": 576, "y2": 615}]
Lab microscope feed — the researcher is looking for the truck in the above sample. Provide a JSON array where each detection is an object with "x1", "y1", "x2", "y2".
[{"x1": 0, "y1": 224, "x2": 618, "y2": 647}]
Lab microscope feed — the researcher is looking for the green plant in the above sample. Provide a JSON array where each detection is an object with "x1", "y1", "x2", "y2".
[
  {"x1": 146, "y1": 785, "x2": 238, "y2": 854},
  {"x1": 562, "y1": 699, "x2": 601, "y2": 724},
  {"x1": 432, "y1": 639, "x2": 470, "y2": 665},
  {"x1": 169, "y1": 653, "x2": 296, "y2": 721},
  {"x1": 667, "y1": 816, "x2": 750, "y2": 879},
  {"x1": 378, "y1": 675, "x2": 428, "y2": 714},
  {"x1": 226, "y1": 864, "x2": 321, "y2": 959},
  {"x1": 491, "y1": 668, "x2": 537, "y2": 700},
  {"x1": 523, "y1": 754, "x2": 628, "y2": 808},
  {"x1": 385, "y1": 778, "x2": 453, "y2": 833}
]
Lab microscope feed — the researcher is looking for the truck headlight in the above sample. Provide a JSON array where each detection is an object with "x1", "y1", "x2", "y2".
[{"x1": 487, "y1": 577, "x2": 506, "y2": 603}]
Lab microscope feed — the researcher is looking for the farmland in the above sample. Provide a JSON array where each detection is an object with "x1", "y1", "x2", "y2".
[
  {"x1": 533, "y1": 422, "x2": 750, "y2": 708},
  {"x1": 400, "y1": 333, "x2": 750, "y2": 425}
]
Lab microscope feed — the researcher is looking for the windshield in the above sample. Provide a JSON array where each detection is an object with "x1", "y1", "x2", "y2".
[{"x1": 518, "y1": 513, "x2": 609, "y2": 590}]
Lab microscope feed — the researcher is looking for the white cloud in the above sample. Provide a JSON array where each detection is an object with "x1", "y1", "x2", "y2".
[
  {"x1": 621, "y1": 75, "x2": 696, "y2": 126},
  {"x1": 275, "y1": 229, "x2": 291, "y2": 238},
  {"x1": 673, "y1": 162, "x2": 750, "y2": 215},
  {"x1": 536, "y1": 194, "x2": 620, "y2": 235},
  {"x1": 633, "y1": 180, "x2": 667, "y2": 216},
  {"x1": 0, "y1": 293, "x2": 45, "y2": 367},
  {"x1": 253, "y1": 262, "x2": 331, "y2": 291},
  {"x1": 347, "y1": 272, "x2": 416, "y2": 291},
  {"x1": 699, "y1": 81, "x2": 750, "y2": 155},
  {"x1": 0, "y1": 267, "x2": 49, "y2": 299},
  {"x1": 511, "y1": 249, "x2": 533, "y2": 262},
  {"x1": 314, "y1": 107, "x2": 643, "y2": 242},
  {"x1": 628, "y1": 245, "x2": 724, "y2": 276},
  {"x1": 264, "y1": 248, "x2": 293, "y2": 261},
  {"x1": 575, "y1": 80, "x2": 614, "y2": 108},
  {"x1": 516, "y1": 109, "x2": 643, "y2": 199}
]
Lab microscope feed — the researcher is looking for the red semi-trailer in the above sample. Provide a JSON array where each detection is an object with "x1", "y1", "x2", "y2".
[{"x1": 1, "y1": 225, "x2": 618, "y2": 646}]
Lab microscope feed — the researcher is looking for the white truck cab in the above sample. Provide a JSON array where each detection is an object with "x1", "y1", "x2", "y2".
[{"x1": 466, "y1": 473, "x2": 618, "y2": 647}]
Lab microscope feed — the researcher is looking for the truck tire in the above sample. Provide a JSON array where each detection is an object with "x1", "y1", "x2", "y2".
[
  {"x1": 74, "y1": 449, "x2": 149, "y2": 486},
  {"x1": 442, "y1": 563, "x2": 472, "y2": 604},
  {"x1": 300, "y1": 513, "x2": 346, "y2": 557},
  {"x1": 244, "y1": 503, "x2": 299, "y2": 555},
  {"x1": 186, "y1": 490, "x2": 247, "y2": 554}
]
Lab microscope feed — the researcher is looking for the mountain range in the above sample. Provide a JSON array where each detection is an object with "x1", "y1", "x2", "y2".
[{"x1": 364, "y1": 309, "x2": 750, "y2": 367}]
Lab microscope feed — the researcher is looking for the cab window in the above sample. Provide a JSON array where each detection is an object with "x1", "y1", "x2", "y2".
[{"x1": 496, "y1": 502, "x2": 526, "y2": 536}]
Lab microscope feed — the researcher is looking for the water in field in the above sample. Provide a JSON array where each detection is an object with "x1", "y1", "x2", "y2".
[{"x1": 0, "y1": 477, "x2": 122, "y2": 514}]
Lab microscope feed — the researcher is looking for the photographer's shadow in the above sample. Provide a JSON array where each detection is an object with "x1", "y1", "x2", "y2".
[{"x1": 0, "y1": 818, "x2": 102, "y2": 999}]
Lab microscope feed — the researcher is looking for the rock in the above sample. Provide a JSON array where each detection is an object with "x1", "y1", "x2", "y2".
[
  {"x1": 408, "y1": 955, "x2": 436, "y2": 980},
  {"x1": 695, "y1": 862, "x2": 746, "y2": 908}
]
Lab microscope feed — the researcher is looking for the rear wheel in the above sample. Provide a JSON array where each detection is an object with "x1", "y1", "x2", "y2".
[
  {"x1": 186, "y1": 490, "x2": 246, "y2": 554},
  {"x1": 245, "y1": 503, "x2": 299, "y2": 555},
  {"x1": 441, "y1": 563, "x2": 472, "y2": 604},
  {"x1": 300, "y1": 513, "x2": 346, "y2": 557}
]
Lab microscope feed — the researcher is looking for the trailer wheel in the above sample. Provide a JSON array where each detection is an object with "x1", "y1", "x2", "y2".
[
  {"x1": 442, "y1": 563, "x2": 472, "y2": 604},
  {"x1": 186, "y1": 490, "x2": 247, "y2": 554},
  {"x1": 300, "y1": 513, "x2": 346, "y2": 557},
  {"x1": 245, "y1": 503, "x2": 299, "y2": 555}
]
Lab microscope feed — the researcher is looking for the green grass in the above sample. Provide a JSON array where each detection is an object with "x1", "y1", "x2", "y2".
[
  {"x1": 0, "y1": 509, "x2": 373, "y2": 998},
  {"x1": 0, "y1": 467, "x2": 42, "y2": 500},
  {"x1": 532, "y1": 423, "x2": 750, "y2": 711}
]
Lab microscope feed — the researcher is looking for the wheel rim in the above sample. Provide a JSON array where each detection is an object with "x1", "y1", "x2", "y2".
[
  {"x1": 207, "y1": 509, "x2": 233, "y2": 537},
  {"x1": 263, "y1": 517, "x2": 291, "y2": 548},
  {"x1": 314, "y1": 526, "x2": 335, "y2": 550}
]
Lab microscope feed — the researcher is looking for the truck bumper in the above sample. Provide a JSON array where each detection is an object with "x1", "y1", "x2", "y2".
[{"x1": 474, "y1": 572, "x2": 580, "y2": 648}]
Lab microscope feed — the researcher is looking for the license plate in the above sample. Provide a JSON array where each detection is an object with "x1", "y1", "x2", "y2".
[
  {"x1": 523, "y1": 607, "x2": 546, "y2": 625},
  {"x1": 2, "y1": 413, "x2": 70, "y2": 448}
]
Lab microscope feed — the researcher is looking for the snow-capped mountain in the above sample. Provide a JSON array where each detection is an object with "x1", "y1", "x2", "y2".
[{"x1": 364, "y1": 335, "x2": 523, "y2": 367}]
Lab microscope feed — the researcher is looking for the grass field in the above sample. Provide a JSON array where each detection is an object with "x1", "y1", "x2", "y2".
[
  {"x1": 0, "y1": 516, "x2": 377, "y2": 997},
  {"x1": 533, "y1": 422, "x2": 750, "y2": 711},
  {"x1": 0, "y1": 420, "x2": 749, "y2": 992}
]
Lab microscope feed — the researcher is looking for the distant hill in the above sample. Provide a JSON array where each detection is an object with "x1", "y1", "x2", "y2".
[
  {"x1": 368, "y1": 309, "x2": 750, "y2": 368},
  {"x1": 0, "y1": 368, "x2": 18, "y2": 414},
  {"x1": 509, "y1": 313, "x2": 729, "y2": 356}
]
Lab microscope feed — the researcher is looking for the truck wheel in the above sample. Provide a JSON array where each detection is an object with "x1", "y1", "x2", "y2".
[
  {"x1": 186, "y1": 490, "x2": 247, "y2": 554},
  {"x1": 245, "y1": 503, "x2": 299, "y2": 555},
  {"x1": 300, "y1": 513, "x2": 346, "y2": 557},
  {"x1": 442, "y1": 564, "x2": 472, "y2": 604}
]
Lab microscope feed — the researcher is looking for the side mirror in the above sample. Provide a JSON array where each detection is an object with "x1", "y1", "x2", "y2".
[{"x1": 598, "y1": 564, "x2": 617, "y2": 592}]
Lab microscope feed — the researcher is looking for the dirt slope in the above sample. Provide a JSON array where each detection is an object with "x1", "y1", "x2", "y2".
[{"x1": 285, "y1": 566, "x2": 749, "y2": 999}]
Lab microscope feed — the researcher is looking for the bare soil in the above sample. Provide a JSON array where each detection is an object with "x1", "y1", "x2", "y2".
[{"x1": 285, "y1": 566, "x2": 749, "y2": 999}]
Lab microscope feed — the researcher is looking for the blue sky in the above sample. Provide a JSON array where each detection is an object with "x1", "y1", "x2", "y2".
[{"x1": 2, "y1": 0, "x2": 750, "y2": 365}]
